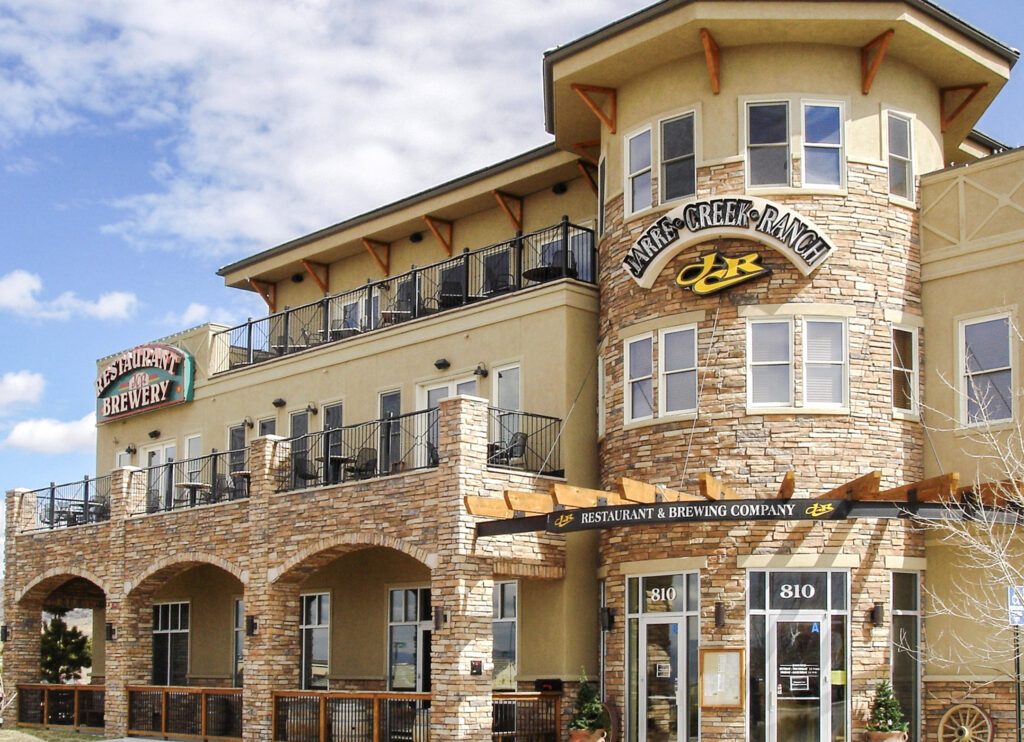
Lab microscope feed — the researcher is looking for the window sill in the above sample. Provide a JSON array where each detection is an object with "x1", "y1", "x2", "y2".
[
  {"x1": 624, "y1": 412, "x2": 697, "y2": 431},
  {"x1": 892, "y1": 409, "x2": 920, "y2": 422},
  {"x1": 888, "y1": 193, "x2": 917, "y2": 209},
  {"x1": 954, "y1": 418, "x2": 1016, "y2": 437},
  {"x1": 744, "y1": 185, "x2": 848, "y2": 197},
  {"x1": 745, "y1": 406, "x2": 850, "y2": 416}
]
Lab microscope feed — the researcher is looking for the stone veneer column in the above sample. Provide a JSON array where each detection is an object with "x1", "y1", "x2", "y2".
[
  {"x1": 431, "y1": 396, "x2": 495, "y2": 741},
  {"x1": 3, "y1": 488, "x2": 40, "y2": 728}
]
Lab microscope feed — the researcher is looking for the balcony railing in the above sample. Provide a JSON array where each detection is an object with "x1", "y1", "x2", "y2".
[
  {"x1": 487, "y1": 409, "x2": 562, "y2": 477},
  {"x1": 17, "y1": 684, "x2": 106, "y2": 730},
  {"x1": 274, "y1": 691, "x2": 430, "y2": 742},
  {"x1": 213, "y1": 218, "x2": 596, "y2": 372},
  {"x1": 134, "y1": 447, "x2": 250, "y2": 516},
  {"x1": 27, "y1": 476, "x2": 112, "y2": 532},
  {"x1": 128, "y1": 686, "x2": 243, "y2": 741},
  {"x1": 492, "y1": 692, "x2": 561, "y2": 742},
  {"x1": 279, "y1": 408, "x2": 440, "y2": 492}
]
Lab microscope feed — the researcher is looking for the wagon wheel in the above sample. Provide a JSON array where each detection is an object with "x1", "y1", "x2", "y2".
[{"x1": 938, "y1": 704, "x2": 992, "y2": 742}]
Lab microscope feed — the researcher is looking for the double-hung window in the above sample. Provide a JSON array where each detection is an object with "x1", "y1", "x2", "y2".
[
  {"x1": 892, "y1": 327, "x2": 917, "y2": 414},
  {"x1": 748, "y1": 320, "x2": 792, "y2": 407},
  {"x1": 961, "y1": 315, "x2": 1013, "y2": 424},
  {"x1": 803, "y1": 103, "x2": 842, "y2": 187},
  {"x1": 747, "y1": 102, "x2": 789, "y2": 187},
  {"x1": 891, "y1": 573, "x2": 921, "y2": 742},
  {"x1": 661, "y1": 113, "x2": 696, "y2": 202},
  {"x1": 625, "y1": 335, "x2": 654, "y2": 422},
  {"x1": 626, "y1": 129, "x2": 652, "y2": 214},
  {"x1": 659, "y1": 326, "x2": 698, "y2": 416},
  {"x1": 493, "y1": 581, "x2": 517, "y2": 690},
  {"x1": 887, "y1": 113, "x2": 913, "y2": 200},
  {"x1": 300, "y1": 593, "x2": 330, "y2": 689},
  {"x1": 804, "y1": 319, "x2": 846, "y2": 407}
]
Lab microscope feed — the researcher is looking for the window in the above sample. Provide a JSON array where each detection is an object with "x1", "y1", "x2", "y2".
[
  {"x1": 290, "y1": 410, "x2": 313, "y2": 488},
  {"x1": 493, "y1": 581, "x2": 518, "y2": 690},
  {"x1": 380, "y1": 391, "x2": 401, "y2": 473},
  {"x1": 892, "y1": 327, "x2": 917, "y2": 414},
  {"x1": 661, "y1": 113, "x2": 696, "y2": 201},
  {"x1": 626, "y1": 129, "x2": 652, "y2": 214},
  {"x1": 748, "y1": 320, "x2": 792, "y2": 407},
  {"x1": 495, "y1": 366, "x2": 520, "y2": 412},
  {"x1": 153, "y1": 602, "x2": 189, "y2": 686},
  {"x1": 388, "y1": 587, "x2": 430, "y2": 691},
  {"x1": 184, "y1": 435, "x2": 202, "y2": 482},
  {"x1": 300, "y1": 593, "x2": 329, "y2": 689},
  {"x1": 892, "y1": 573, "x2": 921, "y2": 742},
  {"x1": 804, "y1": 319, "x2": 845, "y2": 406},
  {"x1": 625, "y1": 335, "x2": 654, "y2": 422},
  {"x1": 962, "y1": 315, "x2": 1012, "y2": 424},
  {"x1": 747, "y1": 102, "x2": 790, "y2": 187},
  {"x1": 888, "y1": 113, "x2": 913, "y2": 200},
  {"x1": 232, "y1": 598, "x2": 244, "y2": 687},
  {"x1": 803, "y1": 103, "x2": 842, "y2": 187},
  {"x1": 597, "y1": 359, "x2": 606, "y2": 438},
  {"x1": 115, "y1": 449, "x2": 131, "y2": 469},
  {"x1": 597, "y1": 158, "x2": 606, "y2": 235},
  {"x1": 659, "y1": 326, "x2": 697, "y2": 416},
  {"x1": 258, "y1": 417, "x2": 276, "y2": 437}
]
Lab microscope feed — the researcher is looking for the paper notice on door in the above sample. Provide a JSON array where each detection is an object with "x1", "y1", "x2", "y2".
[
  {"x1": 656, "y1": 663, "x2": 671, "y2": 678},
  {"x1": 789, "y1": 676, "x2": 810, "y2": 692},
  {"x1": 831, "y1": 670, "x2": 847, "y2": 685}
]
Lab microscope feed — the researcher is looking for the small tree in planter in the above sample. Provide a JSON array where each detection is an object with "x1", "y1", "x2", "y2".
[
  {"x1": 569, "y1": 670, "x2": 607, "y2": 741},
  {"x1": 866, "y1": 680, "x2": 909, "y2": 741}
]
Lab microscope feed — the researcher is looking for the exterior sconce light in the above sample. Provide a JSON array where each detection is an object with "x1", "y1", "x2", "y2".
[
  {"x1": 714, "y1": 601, "x2": 726, "y2": 628},
  {"x1": 410, "y1": 232, "x2": 423, "y2": 243},
  {"x1": 473, "y1": 363, "x2": 489, "y2": 378},
  {"x1": 148, "y1": 430, "x2": 161, "y2": 439},
  {"x1": 1, "y1": 625, "x2": 9, "y2": 642},
  {"x1": 243, "y1": 416, "x2": 255, "y2": 429},
  {"x1": 434, "y1": 358, "x2": 451, "y2": 370},
  {"x1": 306, "y1": 403, "x2": 319, "y2": 415},
  {"x1": 272, "y1": 398, "x2": 286, "y2": 408},
  {"x1": 105, "y1": 623, "x2": 116, "y2": 641},
  {"x1": 124, "y1": 444, "x2": 137, "y2": 455},
  {"x1": 871, "y1": 603, "x2": 885, "y2": 627},
  {"x1": 246, "y1": 615, "x2": 258, "y2": 636},
  {"x1": 290, "y1": 272, "x2": 304, "y2": 283},
  {"x1": 433, "y1": 606, "x2": 445, "y2": 632},
  {"x1": 552, "y1": 182, "x2": 568, "y2": 195},
  {"x1": 599, "y1": 606, "x2": 613, "y2": 632}
]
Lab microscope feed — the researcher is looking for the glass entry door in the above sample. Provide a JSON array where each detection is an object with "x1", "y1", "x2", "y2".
[
  {"x1": 641, "y1": 619, "x2": 683, "y2": 742},
  {"x1": 769, "y1": 613, "x2": 828, "y2": 742}
]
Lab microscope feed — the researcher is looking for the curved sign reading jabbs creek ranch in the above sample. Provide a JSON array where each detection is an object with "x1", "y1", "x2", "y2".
[
  {"x1": 622, "y1": 196, "x2": 838, "y2": 287},
  {"x1": 96, "y1": 343, "x2": 194, "y2": 422}
]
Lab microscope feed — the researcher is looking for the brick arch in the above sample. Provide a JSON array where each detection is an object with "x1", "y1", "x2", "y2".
[
  {"x1": 16, "y1": 566, "x2": 110, "y2": 605},
  {"x1": 269, "y1": 532, "x2": 437, "y2": 584},
  {"x1": 125, "y1": 552, "x2": 248, "y2": 596}
]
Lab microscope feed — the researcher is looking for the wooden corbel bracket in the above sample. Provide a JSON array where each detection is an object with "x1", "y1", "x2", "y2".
[{"x1": 571, "y1": 84, "x2": 617, "y2": 134}]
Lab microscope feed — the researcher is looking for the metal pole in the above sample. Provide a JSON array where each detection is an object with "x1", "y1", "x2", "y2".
[{"x1": 1015, "y1": 626, "x2": 1022, "y2": 742}]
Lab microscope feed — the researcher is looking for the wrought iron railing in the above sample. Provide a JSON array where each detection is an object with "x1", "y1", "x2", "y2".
[
  {"x1": 213, "y1": 218, "x2": 595, "y2": 372},
  {"x1": 492, "y1": 692, "x2": 561, "y2": 742},
  {"x1": 127, "y1": 686, "x2": 243, "y2": 740},
  {"x1": 487, "y1": 409, "x2": 563, "y2": 477},
  {"x1": 134, "y1": 447, "x2": 250, "y2": 516},
  {"x1": 17, "y1": 684, "x2": 106, "y2": 730},
  {"x1": 278, "y1": 408, "x2": 440, "y2": 492},
  {"x1": 27, "y1": 476, "x2": 112, "y2": 532},
  {"x1": 273, "y1": 691, "x2": 430, "y2": 742}
]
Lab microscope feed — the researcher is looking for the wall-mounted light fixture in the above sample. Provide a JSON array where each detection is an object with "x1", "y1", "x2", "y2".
[
  {"x1": 433, "y1": 606, "x2": 445, "y2": 631},
  {"x1": 291, "y1": 273, "x2": 304, "y2": 283},
  {"x1": 714, "y1": 601, "x2": 726, "y2": 628},
  {"x1": 272, "y1": 398, "x2": 286, "y2": 408},
  {"x1": 410, "y1": 232, "x2": 424, "y2": 243},
  {"x1": 552, "y1": 182, "x2": 568, "y2": 195},
  {"x1": 434, "y1": 358, "x2": 451, "y2": 370},
  {"x1": 148, "y1": 430, "x2": 161, "y2": 439},
  {"x1": 124, "y1": 444, "x2": 137, "y2": 455},
  {"x1": 306, "y1": 403, "x2": 319, "y2": 415},
  {"x1": 105, "y1": 623, "x2": 116, "y2": 641},
  {"x1": 599, "y1": 606, "x2": 614, "y2": 632},
  {"x1": 473, "y1": 363, "x2": 489, "y2": 378},
  {"x1": 1, "y1": 625, "x2": 9, "y2": 642},
  {"x1": 243, "y1": 416, "x2": 255, "y2": 429},
  {"x1": 246, "y1": 615, "x2": 258, "y2": 636},
  {"x1": 871, "y1": 603, "x2": 885, "y2": 627}
]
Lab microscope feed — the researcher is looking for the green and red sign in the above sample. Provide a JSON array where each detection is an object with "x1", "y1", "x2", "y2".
[{"x1": 96, "y1": 344, "x2": 194, "y2": 422}]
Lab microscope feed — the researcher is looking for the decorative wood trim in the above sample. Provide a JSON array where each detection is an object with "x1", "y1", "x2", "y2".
[
  {"x1": 700, "y1": 29, "x2": 720, "y2": 94},
  {"x1": 572, "y1": 140, "x2": 601, "y2": 166},
  {"x1": 553, "y1": 483, "x2": 627, "y2": 508},
  {"x1": 958, "y1": 480, "x2": 1024, "y2": 509},
  {"x1": 465, "y1": 496, "x2": 513, "y2": 519},
  {"x1": 819, "y1": 471, "x2": 881, "y2": 500},
  {"x1": 570, "y1": 83, "x2": 617, "y2": 134},
  {"x1": 248, "y1": 279, "x2": 276, "y2": 313},
  {"x1": 300, "y1": 259, "x2": 329, "y2": 294},
  {"x1": 876, "y1": 472, "x2": 960, "y2": 503},
  {"x1": 698, "y1": 472, "x2": 738, "y2": 501},
  {"x1": 504, "y1": 489, "x2": 555, "y2": 514},
  {"x1": 492, "y1": 190, "x2": 523, "y2": 232},
  {"x1": 861, "y1": 29, "x2": 894, "y2": 95},
  {"x1": 361, "y1": 238, "x2": 390, "y2": 277},
  {"x1": 618, "y1": 477, "x2": 703, "y2": 503},
  {"x1": 940, "y1": 84, "x2": 987, "y2": 133},
  {"x1": 776, "y1": 471, "x2": 795, "y2": 500},
  {"x1": 423, "y1": 215, "x2": 454, "y2": 257},
  {"x1": 577, "y1": 161, "x2": 599, "y2": 196}
]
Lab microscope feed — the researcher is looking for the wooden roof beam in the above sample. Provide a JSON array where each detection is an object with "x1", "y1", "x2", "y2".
[
  {"x1": 700, "y1": 29, "x2": 721, "y2": 94},
  {"x1": 577, "y1": 161, "x2": 598, "y2": 196},
  {"x1": 248, "y1": 278, "x2": 276, "y2": 313},
  {"x1": 819, "y1": 471, "x2": 881, "y2": 500},
  {"x1": 505, "y1": 489, "x2": 555, "y2": 515},
  {"x1": 300, "y1": 259, "x2": 329, "y2": 294},
  {"x1": 553, "y1": 483, "x2": 628, "y2": 509},
  {"x1": 572, "y1": 140, "x2": 601, "y2": 166},
  {"x1": 423, "y1": 215, "x2": 454, "y2": 257},
  {"x1": 941, "y1": 84, "x2": 987, "y2": 133},
  {"x1": 776, "y1": 471, "x2": 796, "y2": 500},
  {"x1": 618, "y1": 477, "x2": 705, "y2": 503},
  {"x1": 861, "y1": 29, "x2": 894, "y2": 95},
  {"x1": 492, "y1": 190, "x2": 523, "y2": 232},
  {"x1": 465, "y1": 496, "x2": 513, "y2": 519},
  {"x1": 958, "y1": 480, "x2": 1024, "y2": 509},
  {"x1": 361, "y1": 238, "x2": 390, "y2": 277},
  {"x1": 698, "y1": 472, "x2": 738, "y2": 500},
  {"x1": 876, "y1": 472, "x2": 960, "y2": 503},
  {"x1": 571, "y1": 84, "x2": 617, "y2": 134}
]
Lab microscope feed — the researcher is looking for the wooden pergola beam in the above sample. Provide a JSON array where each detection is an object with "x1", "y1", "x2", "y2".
[
  {"x1": 300, "y1": 259, "x2": 329, "y2": 294},
  {"x1": 698, "y1": 472, "x2": 738, "y2": 500},
  {"x1": 248, "y1": 279, "x2": 276, "y2": 313},
  {"x1": 940, "y1": 84, "x2": 987, "y2": 133},
  {"x1": 553, "y1": 483, "x2": 627, "y2": 508},
  {"x1": 577, "y1": 161, "x2": 598, "y2": 196},
  {"x1": 572, "y1": 140, "x2": 601, "y2": 166},
  {"x1": 776, "y1": 471, "x2": 796, "y2": 500},
  {"x1": 876, "y1": 472, "x2": 960, "y2": 503},
  {"x1": 505, "y1": 489, "x2": 555, "y2": 514},
  {"x1": 861, "y1": 29, "x2": 894, "y2": 95},
  {"x1": 958, "y1": 480, "x2": 1024, "y2": 509},
  {"x1": 700, "y1": 29, "x2": 721, "y2": 94},
  {"x1": 361, "y1": 239, "x2": 390, "y2": 277},
  {"x1": 819, "y1": 471, "x2": 881, "y2": 500},
  {"x1": 570, "y1": 84, "x2": 617, "y2": 134},
  {"x1": 492, "y1": 190, "x2": 523, "y2": 232},
  {"x1": 465, "y1": 496, "x2": 513, "y2": 519},
  {"x1": 423, "y1": 215, "x2": 454, "y2": 257}
]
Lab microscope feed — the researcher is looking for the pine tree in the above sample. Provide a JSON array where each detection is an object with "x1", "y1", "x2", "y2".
[
  {"x1": 40, "y1": 611, "x2": 92, "y2": 683},
  {"x1": 866, "y1": 680, "x2": 908, "y2": 733}
]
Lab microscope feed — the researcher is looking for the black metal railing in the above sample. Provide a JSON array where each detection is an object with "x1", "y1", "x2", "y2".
[
  {"x1": 486, "y1": 409, "x2": 563, "y2": 477},
  {"x1": 279, "y1": 408, "x2": 440, "y2": 492},
  {"x1": 135, "y1": 447, "x2": 250, "y2": 515},
  {"x1": 28, "y1": 475, "x2": 112, "y2": 532},
  {"x1": 214, "y1": 218, "x2": 595, "y2": 371},
  {"x1": 273, "y1": 692, "x2": 430, "y2": 742},
  {"x1": 492, "y1": 693, "x2": 561, "y2": 742},
  {"x1": 128, "y1": 686, "x2": 242, "y2": 740},
  {"x1": 17, "y1": 684, "x2": 106, "y2": 730}
]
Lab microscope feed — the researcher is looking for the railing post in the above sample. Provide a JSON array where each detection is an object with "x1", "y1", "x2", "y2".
[
  {"x1": 211, "y1": 452, "x2": 220, "y2": 502},
  {"x1": 161, "y1": 689, "x2": 168, "y2": 736},
  {"x1": 201, "y1": 690, "x2": 208, "y2": 739},
  {"x1": 74, "y1": 687, "x2": 80, "y2": 730},
  {"x1": 372, "y1": 697, "x2": 381, "y2": 742},
  {"x1": 83, "y1": 475, "x2": 90, "y2": 516},
  {"x1": 43, "y1": 686, "x2": 49, "y2": 728},
  {"x1": 462, "y1": 248, "x2": 471, "y2": 304},
  {"x1": 282, "y1": 308, "x2": 291, "y2": 354},
  {"x1": 560, "y1": 214, "x2": 570, "y2": 275},
  {"x1": 514, "y1": 231, "x2": 523, "y2": 291},
  {"x1": 589, "y1": 225, "x2": 598, "y2": 283},
  {"x1": 48, "y1": 482, "x2": 56, "y2": 530},
  {"x1": 319, "y1": 694, "x2": 327, "y2": 742},
  {"x1": 321, "y1": 295, "x2": 331, "y2": 341},
  {"x1": 411, "y1": 265, "x2": 420, "y2": 319},
  {"x1": 246, "y1": 318, "x2": 254, "y2": 365}
]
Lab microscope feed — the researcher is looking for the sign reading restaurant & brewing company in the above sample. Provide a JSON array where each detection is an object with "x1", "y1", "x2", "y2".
[
  {"x1": 623, "y1": 196, "x2": 838, "y2": 287},
  {"x1": 96, "y1": 343, "x2": 194, "y2": 422}
]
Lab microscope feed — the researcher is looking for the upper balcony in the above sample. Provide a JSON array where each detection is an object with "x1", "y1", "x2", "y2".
[{"x1": 211, "y1": 218, "x2": 595, "y2": 374}]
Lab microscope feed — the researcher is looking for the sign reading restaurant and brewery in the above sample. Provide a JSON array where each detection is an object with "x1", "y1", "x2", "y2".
[
  {"x1": 623, "y1": 196, "x2": 838, "y2": 287},
  {"x1": 95, "y1": 344, "x2": 194, "y2": 423}
]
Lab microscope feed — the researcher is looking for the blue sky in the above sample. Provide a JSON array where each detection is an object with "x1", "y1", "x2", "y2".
[{"x1": 0, "y1": 0, "x2": 1022, "y2": 500}]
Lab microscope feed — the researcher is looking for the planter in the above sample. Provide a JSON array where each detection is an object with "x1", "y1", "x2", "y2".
[
  {"x1": 866, "y1": 732, "x2": 908, "y2": 742},
  {"x1": 569, "y1": 730, "x2": 606, "y2": 742}
]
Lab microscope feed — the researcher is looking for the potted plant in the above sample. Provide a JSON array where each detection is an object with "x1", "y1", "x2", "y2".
[
  {"x1": 569, "y1": 670, "x2": 607, "y2": 742},
  {"x1": 866, "y1": 680, "x2": 909, "y2": 742}
]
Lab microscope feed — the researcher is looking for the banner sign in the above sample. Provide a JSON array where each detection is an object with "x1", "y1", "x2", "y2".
[
  {"x1": 622, "y1": 197, "x2": 837, "y2": 287},
  {"x1": 547, "y1": 499, "x2": 849, "y2": 533},
  {"x1": 96, "y1": 344, "x2": 194, "y2": 422}
]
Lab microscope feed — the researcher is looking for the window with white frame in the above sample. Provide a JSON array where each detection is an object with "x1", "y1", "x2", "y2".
[
  {"x1": 892, "y1": 327, "x2": 917, "y2": 414},
  {"x1": 962, "y1": 315, "x2": 1013, "y2": 424},
  {"x1": 115, "y1": 449, "x2": 132, "y2": 469},
  {"x1": 258, "y1": 417, "x2": 276, "y2": 437},
  {"x1": 232, "y1": 598, "x2": 244, "y2": 687},
  {"x1": 625, "y1": 335, "x2": 654, "y2": 422},
  {"x1": 153, "y1": 602, "x2": 189, "y2": 686},
  {"x1": 626, "y1": 129, "x2": 652, "y2": 214},
  {"x1": 804, "y1": 319, "x2": 846, "y2": 406},
  {"x1": 887, "y1": 113, "x2": 913, "y2": 200},
  {"x1": 300, "y1": 593, "x2": 330, "y2": 689},
  {"x1": 748, "y1": 320, "x2": 792, "y2": 407},
  {"x1": 803, "y1": 103, "x2": 843, "y2": 187},
  {"x1": 493, "y1": 581, "x2": 517, "y2": 690},
  {"x1": 891, "y1": 572, "x2": 921, "y2": 742},
  {"x1": 597, "y1": 359, "x2": 606, "y2": 438},
  {"x1": 659, "y1": 326, "x2": 698, "y2": 416},
  {"x1": 747, "y1": 102, "x2": 790, "y2": 187},
  {"x1": 661, "y1": 112, "x2": 696, "y2": 202}
]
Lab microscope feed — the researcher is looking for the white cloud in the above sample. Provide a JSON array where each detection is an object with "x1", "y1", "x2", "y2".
[
  {"x1": 0, "y1": 371, "x2": 45, "y2": 414},
  {"x1": 2, "y1": 412, "x2": 96, "y2": 454},
  {"x1": 0, "y1": 269, "x2": 139, "y2": 320},
  {"x1": 162, "y1": 301, "x2": 243, "y2": 328}
]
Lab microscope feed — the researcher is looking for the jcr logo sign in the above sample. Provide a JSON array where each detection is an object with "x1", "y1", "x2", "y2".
[{"x1": 675, "y1": 251, "x2": 770, "y2": 295}]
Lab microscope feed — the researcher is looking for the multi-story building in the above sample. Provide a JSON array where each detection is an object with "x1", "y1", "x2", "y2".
[{"x1": 5, "y1": 1, "x2": 1022, "y2": 741}]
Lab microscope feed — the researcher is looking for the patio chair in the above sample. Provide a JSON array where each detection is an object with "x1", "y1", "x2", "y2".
[
  {"x1": 345, "y1": 447, "x2": 378, "y2": 480},
  {"x1": 489, "y1": 431, "x2": 528, "y2": 468}
]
